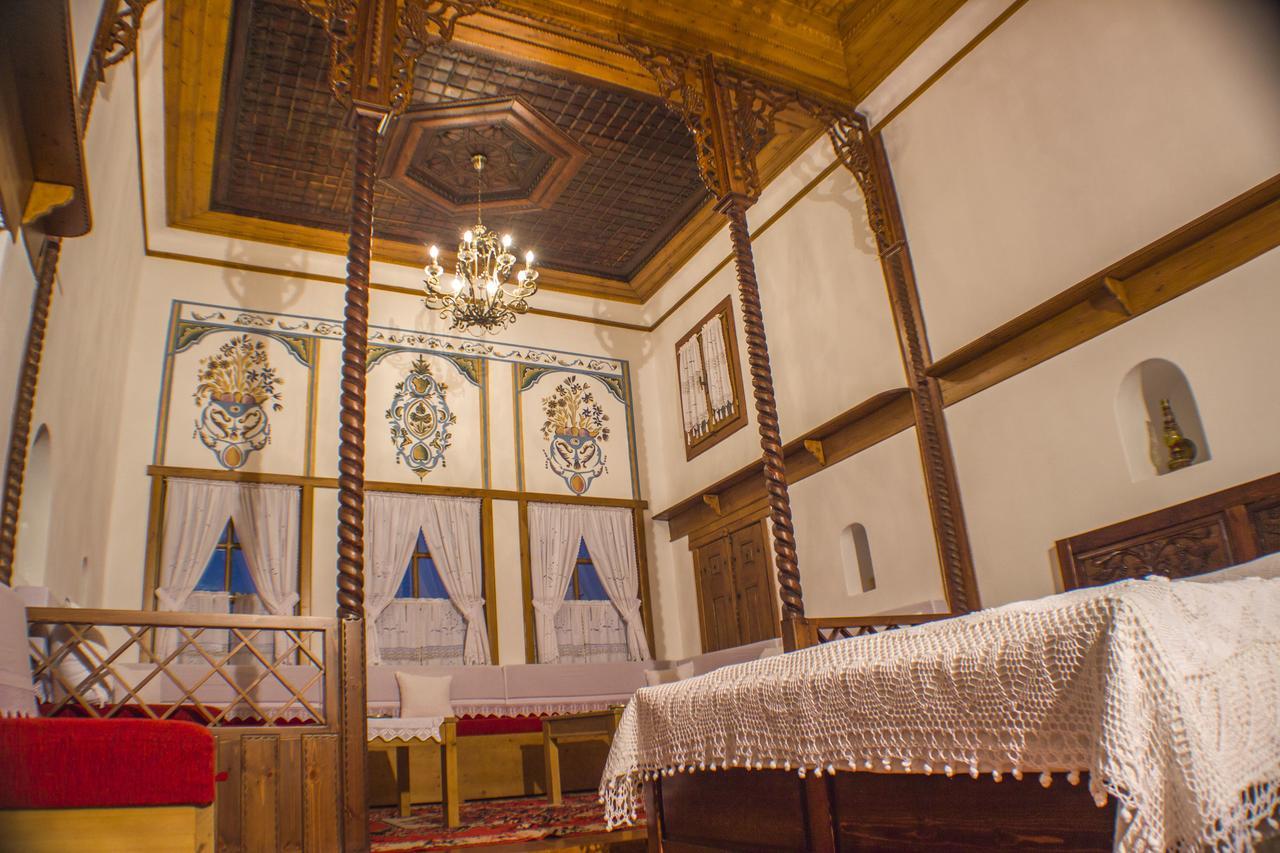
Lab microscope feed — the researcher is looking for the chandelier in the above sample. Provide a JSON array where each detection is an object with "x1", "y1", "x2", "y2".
[{"x1": 423, "y1": 153, "x2": 539, "y2": 334}]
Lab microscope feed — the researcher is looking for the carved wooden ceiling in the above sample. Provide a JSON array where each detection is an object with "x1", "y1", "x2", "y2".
[{"x1": 165, "y1": 0, "x2": 965, "y2": 302}]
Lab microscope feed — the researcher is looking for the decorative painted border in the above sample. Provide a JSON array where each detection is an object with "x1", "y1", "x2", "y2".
[{"x1": 180, "y1": 301, "x2": 625, "y2": 375}]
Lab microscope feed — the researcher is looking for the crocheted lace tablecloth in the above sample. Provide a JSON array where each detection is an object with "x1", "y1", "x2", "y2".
[
  {"x1": 367, "y1": 716, "x2": 444, "y2": 743},
  {"x1": 601, "y1": 574, "x2": 1280, "y2": 851}
]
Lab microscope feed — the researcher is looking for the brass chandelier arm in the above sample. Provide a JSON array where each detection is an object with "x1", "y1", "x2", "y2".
[{"x1": 421, "y1": 152, "x2": 539, "y2": 334}]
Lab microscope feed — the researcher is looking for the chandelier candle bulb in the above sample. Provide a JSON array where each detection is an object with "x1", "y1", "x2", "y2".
[{"x1": 422, "y1": 153, "x2": 539, "y2": 333}]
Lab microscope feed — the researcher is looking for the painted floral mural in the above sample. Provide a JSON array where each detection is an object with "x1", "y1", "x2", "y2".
[
  {"x1": 541, "y1": 375, "x2": 609, "y2": 495},
  {"x1": 193, "y1": 334, "x2": 282, "y2": 469},
  {"x1": 387, "y1": 356, "x2": 456, "y2": 478}
]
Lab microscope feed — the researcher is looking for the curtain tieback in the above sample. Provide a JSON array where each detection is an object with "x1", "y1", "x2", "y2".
[
  {"x1": 459, "y1": 600, "x2": 487, "y2": 623},
  {"x1": 531, "y1": 599, "x2": 562, "y2": 616},
  {"x1": 155, "y1": 589, "x2": 186, "y2": 610},
  {"x1": 617, "y1": 600, "x2": 643, "y2": 623}
]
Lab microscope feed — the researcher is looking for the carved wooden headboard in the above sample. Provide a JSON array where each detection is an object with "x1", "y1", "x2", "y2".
[{"x1": 1055, "y1": 472, "x2": 1280, "y2": 589}]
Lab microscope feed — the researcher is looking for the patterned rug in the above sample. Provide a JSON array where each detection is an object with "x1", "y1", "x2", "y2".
[{"x1": 369, "y1": 793, "x2": 644, "y2": 851}]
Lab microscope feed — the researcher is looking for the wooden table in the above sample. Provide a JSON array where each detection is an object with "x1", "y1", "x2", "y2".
[
  {"x1": 541, "y1": 707, "x2": 623, "y2": 806},
  {"x1": 367, "y1": 717, "x2": 460, "y2": 826}
]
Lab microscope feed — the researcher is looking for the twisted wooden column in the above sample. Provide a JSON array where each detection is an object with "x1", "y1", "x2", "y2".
[
  {"x1": 337, "y1": 113, "x2": 378, "y2": 620},
  {"x1": 337, "y1": 111, "x2": 377, "y2": 853},
  {"x1": 719, "y1": 194, "x2": 804, "y2": 621},
  {"x1": 0, "y1": 240, "x2": 61, "y2": 586}
]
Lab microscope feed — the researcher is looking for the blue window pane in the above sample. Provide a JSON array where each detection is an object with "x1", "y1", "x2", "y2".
[
  {"x1": 575, "y1": 561, "x2": 609, "y2": 601},
  {"x1": 194, "y1": 522, "x2": 234, "y2": 591},
  {"x1": 228, "y1": 549, "x2": 255, "y2": 594},
  {"x1": 417, "y1": 557, "x2": 449, "y2": 599},
  {"x1": 395, "y1": 566, "x2": 414, "y2": 598},
  {"x1": 565, "y1": 539, "x2": 610, "y2": 601},
  {"x1": 194, "y1": 550, "x2": 225, "y2": 591}
]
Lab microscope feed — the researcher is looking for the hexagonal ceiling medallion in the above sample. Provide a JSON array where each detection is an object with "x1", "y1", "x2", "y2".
[{"x1": 379, "y1": 96, "x2": 589, "y2": 215}]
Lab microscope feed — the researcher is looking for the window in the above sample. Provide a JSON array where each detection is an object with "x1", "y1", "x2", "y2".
[
  {"x1": 565, "y1": 539, "x2": 609, "y2": 601},
  {"x1": 676, "y1": 296, "x2": 747, "y2": 460},
  {"x1": 395, "y1": 530, "x2": 450, "y2": 599},
  {"x1": 195, "y1": 520, "x2": 256, "y2": 594}
]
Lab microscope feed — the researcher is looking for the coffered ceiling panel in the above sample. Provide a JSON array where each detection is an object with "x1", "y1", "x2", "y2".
[{"x1": 212, "y1": 0, "x2": 707, "y2": 282}]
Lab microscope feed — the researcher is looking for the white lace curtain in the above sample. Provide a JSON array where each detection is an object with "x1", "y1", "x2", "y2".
[
  {"x1": 678, "y1": 338, "x2": 709, "y2": 441},
  {"x1": 554, "y1": 601, "x2": 627, "y2": 664},
  {"x1": 678, "y1": 313, "x2": 736, "y2": 443},
  {"x1": 528, "y1": 502, "x2": 650, "y2": 664},
  {"x1": 365, "y1": 492, "x2": 490, "y2": 666},
  {"x1": 156, "y1": 478, "x2": 300, "y2": 656},
  {"x1": 700, "y1": 314, "x2": 735, "y2": 421}
]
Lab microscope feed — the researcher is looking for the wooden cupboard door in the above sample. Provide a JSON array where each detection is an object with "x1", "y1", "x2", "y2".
[
  {"x1": 730, "y1": 521, "x2": 778, "y2": 645},
  {"x1": 695, "y1": 537, "x2": 740, "y2": 653}
]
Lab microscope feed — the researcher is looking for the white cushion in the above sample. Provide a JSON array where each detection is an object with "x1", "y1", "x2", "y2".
[
  {"x1": 395, "y1": 671, "x2": 453, "y2": 718},
  {"x1": 644, "y1": 661, "x2": 694, "y2": 687}
]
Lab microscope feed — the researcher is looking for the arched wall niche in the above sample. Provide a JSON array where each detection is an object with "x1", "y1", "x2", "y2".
[
  {"x1": 1115, "y1": 359, "x2": 1211, "y2": 481},
  {"x1": 839, "y1": 522, "x2": 877, "y2": 596},
  {"x1": 14, "y1": 424, "x2": 53, "y2": 588}
]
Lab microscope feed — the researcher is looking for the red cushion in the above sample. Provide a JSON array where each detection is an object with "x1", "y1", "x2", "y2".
[
  {"x1": 456, "y1": 714, "x2": 544, "y2": 736},
  {"x1": 0, "y1": 718, "x2": 215, "y2": 809}
]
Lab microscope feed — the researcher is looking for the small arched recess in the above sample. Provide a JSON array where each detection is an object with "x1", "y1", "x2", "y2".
[
  {"x1": 839, "y1": 522, "x2": 877, "y2": 595},
  {"x1": 14, "y1": 424, "x2": 53, "y2": 587},
  {"x1": 1116, "y1": 359, "x2": 1211, "y2": 481}
]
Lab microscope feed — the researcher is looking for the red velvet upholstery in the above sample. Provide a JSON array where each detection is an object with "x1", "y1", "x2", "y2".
[
  {"x1": 0, "y1": 718, "x2": 216, "y2": 809},
  {"x1": 456, "y1": 714, "x2": 544, "y2": 736}
]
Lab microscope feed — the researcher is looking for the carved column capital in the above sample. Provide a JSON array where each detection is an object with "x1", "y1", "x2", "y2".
[{"x1": 298, "y1": 0, "x2": 493, "y2": 116}]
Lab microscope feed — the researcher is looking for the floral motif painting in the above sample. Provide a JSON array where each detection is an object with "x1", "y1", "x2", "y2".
[
  {"x1": 541, "y1": 375, "x2": 609, "y2": 495},
  {"x1": 387, "y1": 356, "x2": 456, "y2": 478},
  {"x1": 193, "y1": 334, "x2": 283, "y2": 469}
]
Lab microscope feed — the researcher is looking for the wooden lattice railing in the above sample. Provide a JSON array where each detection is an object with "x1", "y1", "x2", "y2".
[{"x1": 26, "y1": 607, "x2": 339, "y2": 729}]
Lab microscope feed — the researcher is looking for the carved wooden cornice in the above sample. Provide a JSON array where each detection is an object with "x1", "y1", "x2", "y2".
[
  {"x1": 623, "y1": 40, "x2": 842, "y2": 204},
  {"x1": 82, "y1": 0, "x2": 156, "y2": 115},
  {"x1": 297, "y1": 0, "x2": 495, "y2": 115}
]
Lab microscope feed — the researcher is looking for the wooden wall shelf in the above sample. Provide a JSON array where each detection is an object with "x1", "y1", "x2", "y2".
[{"x1": 655, "y1": 388, "x2": 912, "y2": 540}]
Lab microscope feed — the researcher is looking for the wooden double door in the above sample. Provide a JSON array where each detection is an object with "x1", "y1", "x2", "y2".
[{"x1": 693, "y1": 517, "x2": 779, "y2": 653}]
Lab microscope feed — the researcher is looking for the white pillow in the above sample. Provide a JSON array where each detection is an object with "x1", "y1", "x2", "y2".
[
  {"x1": 394, "y1": 671, "x2": 453, "y2": 718},
  {"x1": 644, "y1": 661, "x2": 694, "y2": 687}
]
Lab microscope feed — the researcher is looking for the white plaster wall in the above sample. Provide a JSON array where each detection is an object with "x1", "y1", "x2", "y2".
[
  {"x1": 885, "y1": 0, "x2": 1280, "y2": 358},
  {"x1": 490, "y1": 499, "x2": 526, "y2": 664},
  {"x1": 948, "y1": 247, "x2": 1280, "y2": 608},
  {"x1": 788, "y1": 427, "x2": 945, "y2": 618},
  {"x1": 24, "y1": 68, "x2": 148, "y2": 607}
]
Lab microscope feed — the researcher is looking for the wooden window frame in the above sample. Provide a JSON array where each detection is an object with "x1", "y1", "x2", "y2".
[
  {"x1": 518, "y1": 500, "x2": 655, "y2": 663},
  {"x1": 675, "y1": 296, "x2": 748, "y2": 460},
  {"x1": 398, "y1": 534, "x2": 446, "y2": 600}
]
